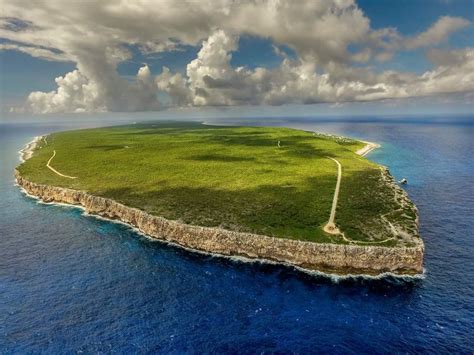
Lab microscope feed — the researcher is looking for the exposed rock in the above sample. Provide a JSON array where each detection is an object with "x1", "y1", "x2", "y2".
[{"x1": 15, "y1": 170, "x2": 424, "y2": 276}]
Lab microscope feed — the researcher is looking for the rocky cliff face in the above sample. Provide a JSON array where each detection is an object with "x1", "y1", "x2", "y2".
[{"x1": 15, "y1": 170, "x2": 424, "y2": 276}]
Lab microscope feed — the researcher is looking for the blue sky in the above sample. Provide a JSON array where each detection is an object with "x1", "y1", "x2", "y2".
[{"x1": 0, "y1": 0, "x2": 473, "y2": 116}]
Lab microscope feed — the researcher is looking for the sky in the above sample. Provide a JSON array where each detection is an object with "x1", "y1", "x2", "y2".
[{"x1": 0, "y1": 0, "x2": 473, "y2": 117}]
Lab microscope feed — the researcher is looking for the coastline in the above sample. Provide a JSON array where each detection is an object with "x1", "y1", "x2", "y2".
[
  {"x1": 16, "y1": 135, "x2": 424, "y2": 278},
  {"x1": 356, "y1": 141, "x2": 381, "y2": 157},
  {"x1": 14, "y1": 182, "x2": 426, "y2": 281},
  {"x1": 202, "y1": 121, "x2": 382, "y2": 158},
  {"x1": 18, "y1": 135, "x2": 43, "y2": 162}
]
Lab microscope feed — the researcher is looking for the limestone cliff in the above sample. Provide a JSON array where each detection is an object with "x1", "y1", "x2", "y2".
[{"x1": 15, "y1": 170, "x2": 424, "y2": 276}]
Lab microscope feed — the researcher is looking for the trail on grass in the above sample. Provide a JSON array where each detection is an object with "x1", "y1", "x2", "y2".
[
  {"x1": 323, "y1": 157, "x2": 342, "y2": 235},
  {"x1": 325, "y1": 140, "x2": 380, "y2": 232},
  {"x1": 47, "y1": 150, "x2": 77, "y2": 179},
  {"x1": 323, "y1": 155, "x2": 396, "y2": 245}
]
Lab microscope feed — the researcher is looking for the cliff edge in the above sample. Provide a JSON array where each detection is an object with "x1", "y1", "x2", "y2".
[{"x1": 15, "y1": 170, "x2": 424, "y2": 276}]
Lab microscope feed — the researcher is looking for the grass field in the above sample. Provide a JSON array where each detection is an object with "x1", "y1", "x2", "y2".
[{"x1": 18, "y1": 122, "x2": 419, "y2": 246}]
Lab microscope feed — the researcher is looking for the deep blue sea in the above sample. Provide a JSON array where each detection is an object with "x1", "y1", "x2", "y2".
[{"x1": 1, "y1": 115, "x2": 473, "y2": 353}]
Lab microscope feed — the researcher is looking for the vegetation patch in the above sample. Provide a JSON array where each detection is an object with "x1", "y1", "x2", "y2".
[{"x1": 18, "y1": 122, "x2": 419, "y2": 246}]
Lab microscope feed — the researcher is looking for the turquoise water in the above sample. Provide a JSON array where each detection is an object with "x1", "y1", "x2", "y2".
[{"x1": 1, "y1": 116, "x2": 473, "y2": 353}]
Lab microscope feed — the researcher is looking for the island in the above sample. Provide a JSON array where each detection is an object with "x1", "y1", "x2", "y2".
[{"x1": 15, "y1": 122, "x2": 424, "y2": 276}]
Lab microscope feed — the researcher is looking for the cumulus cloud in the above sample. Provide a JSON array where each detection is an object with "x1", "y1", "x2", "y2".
[
  {"x1": 420, "y1": 48, "x2": 474, "y2": 94},
  {"x1": 27, "y1": 65, "x2": 160, "y2": 113},
  {"x1": 156, "y1": 30, "x2": 474, "y2": 106},
  {"x1": 27, "y1": 70, "x2": 100, "y2": 113},
  {"x1": 0, "y1": 0, "x2": 472, "y2": 113},
  {"x1": 226, "y1": 0, "x2": 371, "y2": 64}
]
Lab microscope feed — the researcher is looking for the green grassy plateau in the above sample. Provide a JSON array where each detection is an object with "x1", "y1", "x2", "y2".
[{"x1": 18, "y1": 122, "x2": 419, "y2": 246}]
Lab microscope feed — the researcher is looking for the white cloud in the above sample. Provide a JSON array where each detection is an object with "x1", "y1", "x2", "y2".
[
  {"x1": 0, "y1": 0, "x2": 472, "y2": 113},
  {"x1": 416, "y1": 48, "x2": 474, "y2": 95},
  {"x1": 226, "y1": 0, "x2": 371, "y2": 64},
  {"x1": 365, "y1": 16, "x2": 471, "y2": 61},
  {"x1": 158, "y1": 30, "x2": 474, "y2": 106},
  {"x1": 405, "y1": 16, "x2": 470, "y2": 49},
  {"x1": 155, "y1": 67, "x2": 191, "y2": 106},
  {"x1": 27, "y1": 70, "x2": 102, "y2": 114},
  {"x1": 27, "y1": 65, "x2": 160, "y2": 113}
]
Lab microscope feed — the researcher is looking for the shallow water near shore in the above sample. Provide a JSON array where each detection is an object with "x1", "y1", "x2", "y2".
[{"x1": 1, "y1": 116, "x2": 473, "y2": 352}]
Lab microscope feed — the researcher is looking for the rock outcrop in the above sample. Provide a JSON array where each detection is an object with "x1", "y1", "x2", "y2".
[{"x1": 15, "y1": 170, "x2": 424, "y2": 276}]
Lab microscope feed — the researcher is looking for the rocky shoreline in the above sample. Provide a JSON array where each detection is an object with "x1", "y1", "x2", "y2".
[
  {"x1": 15, "y1": 170, "x2": 424, "y2": 277},
  {"x1": 18, "y1": 136, "x2": 43, "y2": 162}
]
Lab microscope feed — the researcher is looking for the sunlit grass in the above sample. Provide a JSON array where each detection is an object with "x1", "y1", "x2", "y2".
[{"x1": 19, "y1": 122, "x2": 413, "y2": 245}]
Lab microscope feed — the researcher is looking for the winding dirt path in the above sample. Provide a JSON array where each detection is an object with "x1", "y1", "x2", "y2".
[
  {"x1": 323, "y1": 157, "x2": 342, "y2": 235},
  {"x1": 46, "y1": 150, "x2": 77, "y2": 179},
  {"x1": 323, "y1": 145, "x2": 397, "y2": 245},
  {"x1": 323, "y1": 141, "x2": 380, "y2": 234}
]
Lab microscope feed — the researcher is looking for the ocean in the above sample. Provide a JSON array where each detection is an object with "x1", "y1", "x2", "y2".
[{"x1": 1, "y1": 115, "x2": 473, "y2": 353}]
